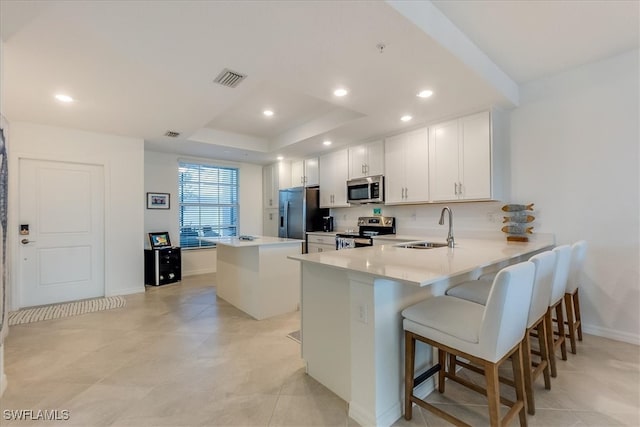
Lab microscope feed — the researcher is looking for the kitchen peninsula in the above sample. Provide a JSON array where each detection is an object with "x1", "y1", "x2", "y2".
[
  {"x1": 202, "y1": 236, "x2": 303, "y2": 320},
  {"x1": 288, "y1": 234, "x2": 555, "y2": 427}
]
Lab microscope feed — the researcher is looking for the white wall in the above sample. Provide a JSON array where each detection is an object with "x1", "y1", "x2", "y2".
[
  {"x1": 510, "y1": 50, "x2": 640, "y2": 344},
  {"x1": 144, "y1": 151, "x2": 263, "y2": 276},
  {"x1": 8, "y1": 122, "x2": 145, "y2": 307}
]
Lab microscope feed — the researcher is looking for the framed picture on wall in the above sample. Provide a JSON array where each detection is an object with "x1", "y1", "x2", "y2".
[{"x1": 147, "y1": 192, "x2": 170, "y2": 209}]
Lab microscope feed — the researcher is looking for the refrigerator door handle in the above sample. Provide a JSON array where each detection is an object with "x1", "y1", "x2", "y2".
[{"x1": 283, "y1": 201, "x2": 290, "y2": 238}]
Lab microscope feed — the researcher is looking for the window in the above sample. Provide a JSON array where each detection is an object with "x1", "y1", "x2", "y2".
[{"x1": 178, "y1": 162, "x2": 239, "y2": 249}]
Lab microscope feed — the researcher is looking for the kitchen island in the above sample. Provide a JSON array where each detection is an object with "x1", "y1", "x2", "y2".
[
  {"x1": 202, "y1": 236, "x2": 303, "y2": 320},
  {"x1": 288, "y1": 234, "x2": 555, "y2": 427}
]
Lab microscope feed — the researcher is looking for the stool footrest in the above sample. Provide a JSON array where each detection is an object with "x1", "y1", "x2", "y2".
[{"x1": 414, "y1": 363, "x2": 441, "y2": 388}]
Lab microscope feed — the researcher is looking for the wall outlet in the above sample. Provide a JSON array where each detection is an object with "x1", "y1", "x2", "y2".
[
  {"x1": 373, "y1": 208, "x2": 381, "y2": 216},
  {"x1": 357, "y1": 304, "x2": 368, "y2": 323}
]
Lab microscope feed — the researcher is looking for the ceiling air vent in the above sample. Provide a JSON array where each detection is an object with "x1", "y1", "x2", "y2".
[
  {"x1": 213, "y1": 68, "x2": 247, "y2": 88},
  {"x1": 165, "y1": 131, "x2": 180, "y2": 138}
]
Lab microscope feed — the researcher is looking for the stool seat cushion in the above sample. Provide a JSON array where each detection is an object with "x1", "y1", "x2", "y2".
[
  {"x1": 403, "y1": 295, "x2": 485, "y2": 344},
  {"x1": 445, "y1": 280, "x2": 492, "y2": 305}
]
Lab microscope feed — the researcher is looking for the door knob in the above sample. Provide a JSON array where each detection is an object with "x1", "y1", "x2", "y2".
[{"x1": 21, "y1": 239, "x2": 35, "y2": 245}]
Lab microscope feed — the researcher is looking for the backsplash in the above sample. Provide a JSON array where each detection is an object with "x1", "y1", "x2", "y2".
[{"x1": 330, "y1": 201, "x2": 512, "y2": 239}]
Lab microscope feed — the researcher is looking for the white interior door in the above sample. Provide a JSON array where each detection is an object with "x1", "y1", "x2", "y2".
[{"x1": 19, "y1": 159, "x2": 104, "y2": 307}]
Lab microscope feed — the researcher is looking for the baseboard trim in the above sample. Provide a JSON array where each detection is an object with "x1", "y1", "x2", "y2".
[
  {"x1": 106, "y1": 286, "x2": 145, "y2": 297},
  {"x1": 183, "y1": 269, "x2": 216, "y2": 277},
  {"x1": 583, "y1": 324, "x2": 640, "y2": 346}
]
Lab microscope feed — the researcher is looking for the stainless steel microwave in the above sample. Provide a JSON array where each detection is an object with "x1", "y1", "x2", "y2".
[{"x1": 347, "y1": 175, "x2": 384, "y2": 204}]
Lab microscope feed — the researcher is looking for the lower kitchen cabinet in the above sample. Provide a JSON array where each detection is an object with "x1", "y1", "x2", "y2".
[{"x1": 307, "y1": 233, "x2": 337, "y2": 252}]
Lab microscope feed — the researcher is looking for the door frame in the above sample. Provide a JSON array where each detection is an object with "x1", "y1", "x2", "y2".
[{"x1": 9, "y1": 154, "x2": 109, "y2": 310}]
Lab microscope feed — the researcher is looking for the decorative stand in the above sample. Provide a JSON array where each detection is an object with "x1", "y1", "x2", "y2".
[{"x1": 501, "y1": 203, "x2": 535, "y2": 242}]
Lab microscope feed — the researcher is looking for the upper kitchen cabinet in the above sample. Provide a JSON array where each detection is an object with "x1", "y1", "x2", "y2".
[
  {"x1": 263, "y1": 161, "x2": 292, "y2": 208},
  {"x1": 319, "y1": 148, "x2": 350, "y2": 208},
  {"x1": 384, "y1": 127, "x2": 429, "y2": 204},
  {"x1": 429, "y1": 111, "x2": 506, "y2": 202},
  {"x1": 291, "y1": 158, "x2": 319, "y2": 187},
  {"x1": 348, "y1": 140, "x2": 384, "y2": 179}
]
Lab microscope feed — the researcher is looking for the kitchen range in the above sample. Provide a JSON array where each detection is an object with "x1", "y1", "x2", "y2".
[{"x1": 335, "y1": 216, "x2": 396, "y2": 249}]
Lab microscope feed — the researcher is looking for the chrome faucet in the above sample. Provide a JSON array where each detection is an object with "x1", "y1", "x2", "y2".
[{"x1": 439, "y1": 207, "x2": 455, "y2": 248}]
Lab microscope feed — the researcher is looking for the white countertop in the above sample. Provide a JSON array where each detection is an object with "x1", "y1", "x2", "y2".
[
  {"x1": 200, "y1": 236, "x2": 303, "y2": 248},
  {"x1": 288, "y1": 234, "x2": 555, "y2": 286}
]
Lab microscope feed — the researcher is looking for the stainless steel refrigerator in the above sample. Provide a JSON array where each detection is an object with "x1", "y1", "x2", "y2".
[{"x1": 278, "y1": 187, "x2": 328, "y2": 245}]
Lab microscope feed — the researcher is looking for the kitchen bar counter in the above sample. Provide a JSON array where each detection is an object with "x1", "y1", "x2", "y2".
[
  {"x1": 288, "y1": 234, "x2": 554, "y2": 427},
  {"x1": 201, "y1": 236, "x2": 303, "y2": 320}
]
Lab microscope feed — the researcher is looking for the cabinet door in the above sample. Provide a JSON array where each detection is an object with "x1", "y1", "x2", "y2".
[
  {"x1": 304, "y1": 157, "x2": 319, "y2": 187},
  {"x1": 262, "y1": 164, "x2": 277, "y2": 208},
  {"x1": 403, "y1": 128, "x2": 429, "y2": 203},
  {"x1": 460, "y1": 112, "x2": 491, "y2": 200},
  {"x1": 429, "y1": 119, "x2": 460, "y2": 201},
  {"x1": 365, "y1": 140, "x2": 385, "y2": 176},
  {"x1": 319, "y1": 153, "x2": 334, "y2": 207},
  {"x1": 278, "y1": 161, "x2": 291, "y2": 190},
  {"x1": 348, "y1": 144, "x2": 368, "y2": 179},
  {"x1": 291, "y1": 160, "x2": 304, "y2": 186},
  {"x1": 384, "y1": 133, "x2": 405, "y2": 204},
  {"x1": 263, "y1": 208, "x2": 279, "y2": 237},
  {"x1": 319, "y1": 149, "x2": 349, "y2": 207}
]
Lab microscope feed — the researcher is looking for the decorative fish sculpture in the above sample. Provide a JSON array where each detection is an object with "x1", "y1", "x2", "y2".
[
  {"x1": 502, "y1": 225, "x2": 534, "y2": 234},
  {"x1": 503, "y1": 215, "x2": 535, "y2": 223},
  {"x1": 502, "y1": 203, "x2": 534, "y2": 212}
]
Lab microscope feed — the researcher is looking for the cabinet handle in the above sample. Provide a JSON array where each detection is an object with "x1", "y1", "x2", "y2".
[
  {"x1": 318, "y1": 247, "x2": 323, "y2": 252},
  {"x1": 458, "y1": 182, "x2": 463, "y2": 196},
  {"x1": 454, "y1": 182, "x2": 457, "y2": 195},
  {"x1": 269, "y1": 213, "x2": 273, "y2": 220},
  {"x1": 405, "y1": 187, "x2": 408, "y2": 199}
]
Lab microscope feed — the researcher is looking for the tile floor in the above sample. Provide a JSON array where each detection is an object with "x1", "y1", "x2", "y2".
[{"x1": 1, "y1": 273, "x2": 639, "y2": 426}]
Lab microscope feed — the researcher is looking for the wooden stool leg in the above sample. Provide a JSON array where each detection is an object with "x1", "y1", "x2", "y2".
[
  {"x1": 511, "y1": 343, "x2": 528, "y2": 427},
  {"x1": 555, "y1": 303, "x2": 568, "y2": 361},
  {"x1": 537, "y1": 321, "x2": 551, "y2": 390},
  {"x1": 448, "y1": 352, "x2": 457, "y2": 375},
  {"x1": 485, "y1": 362, "x2": 502, "y2": 427},
  {"x1": 545, "y1": 309, "x2": 557, "y2": 378},
  {"x1": 574, "y1": 289, "x2": 583, "y2": 341},
  {"x1": 522, "y1": 332, "x2": 535, "y2": 415},
  {"x1": 564, "y1": 293, "x2": 577, "y2": 354},
  {"x1": 438, "y1": 348, "x2": 447, "y2": 393},
  {"x1": 404, "y1": 331, "x2": 415, "y2": 420}
]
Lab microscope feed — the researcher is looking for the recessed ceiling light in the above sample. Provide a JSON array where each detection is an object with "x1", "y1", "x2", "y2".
[
  {"x1": 333, "y1": 88, "x2": 348, "y2": 97},
  {"x1": 276, "y1": 156, "x2": 284, "y2": 161},
  {"x1": 323, "y1": 140, "x2": 332, "y2": 146},
  {"x1": 263, "y1": 110, "x2": 274, "y2": 117},
  {"x1": 54, "y1": 94, "x2": 74, "y2": 103},
  {"x1": 417, "y1": 90, "x2": 433, "y2": 98},
  {"x1": 401, "y1": 115, "x2": 413, "y2": 122}
]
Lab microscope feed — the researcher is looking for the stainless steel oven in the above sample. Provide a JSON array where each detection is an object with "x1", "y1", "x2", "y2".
[{"x1": 336, "y1": 216, "x2": 395, "y2": 250}]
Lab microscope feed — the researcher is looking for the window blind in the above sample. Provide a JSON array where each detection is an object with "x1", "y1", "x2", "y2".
[{"x1": 178, "y1": 162, "x2": 239, "y2": 248}]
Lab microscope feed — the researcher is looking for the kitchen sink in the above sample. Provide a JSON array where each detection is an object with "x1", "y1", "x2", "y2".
[{"x1": 395, "y1": 241, "x2": 449, "y2": 249}]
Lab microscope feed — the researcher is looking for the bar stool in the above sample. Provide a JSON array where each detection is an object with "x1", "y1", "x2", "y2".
[
  {"x1": 403, "y1": 261, "x2": 535, "y2": 427},
  {"x1": 564, "y1": 240, "x2": 587, "y2": 354},
  {"x1": 444, "y1": 251, "x2": 556, "y2": 415},
  {"x1": 547, "y1": 245, "x2": 571, "y2": 377}
]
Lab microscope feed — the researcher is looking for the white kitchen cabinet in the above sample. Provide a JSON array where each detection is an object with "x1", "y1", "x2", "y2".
[
  {"x1": 348, "y1": 140, "x2": 384, "y2": 179},
  {"x1": 384, "y1": 127, "x2": 429, "y2": 204},
  {"x1": 307, "y1": 233, "x2": 337, "y2": 252},
  {"x1": 277, "y1": 161, "x2": 291, "y2": 190},
  {"x1": 319, "y1": 149, "x2": 350, "y2": 208},
  {"x1": 291, "y1": 158, "x2": 319, "y2": 187},
  {"x1": 262, "y1": 208, "x2": 279, "y2": 237},
  {"x1": 429, "y1": 111, "x2": 492, "y2": 201},
  {"x1": 262, "y1": 164, "x2": 278, "y2": 208}
]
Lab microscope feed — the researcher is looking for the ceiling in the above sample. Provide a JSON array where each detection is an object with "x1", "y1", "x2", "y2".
[{"x1": 1, "y1": 1, "x2": 638, "y2": 165}]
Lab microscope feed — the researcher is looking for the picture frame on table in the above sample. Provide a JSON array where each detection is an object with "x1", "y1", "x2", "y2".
[{"x1": 147, "y1": 192, "x2": 170, "y2": 209}]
